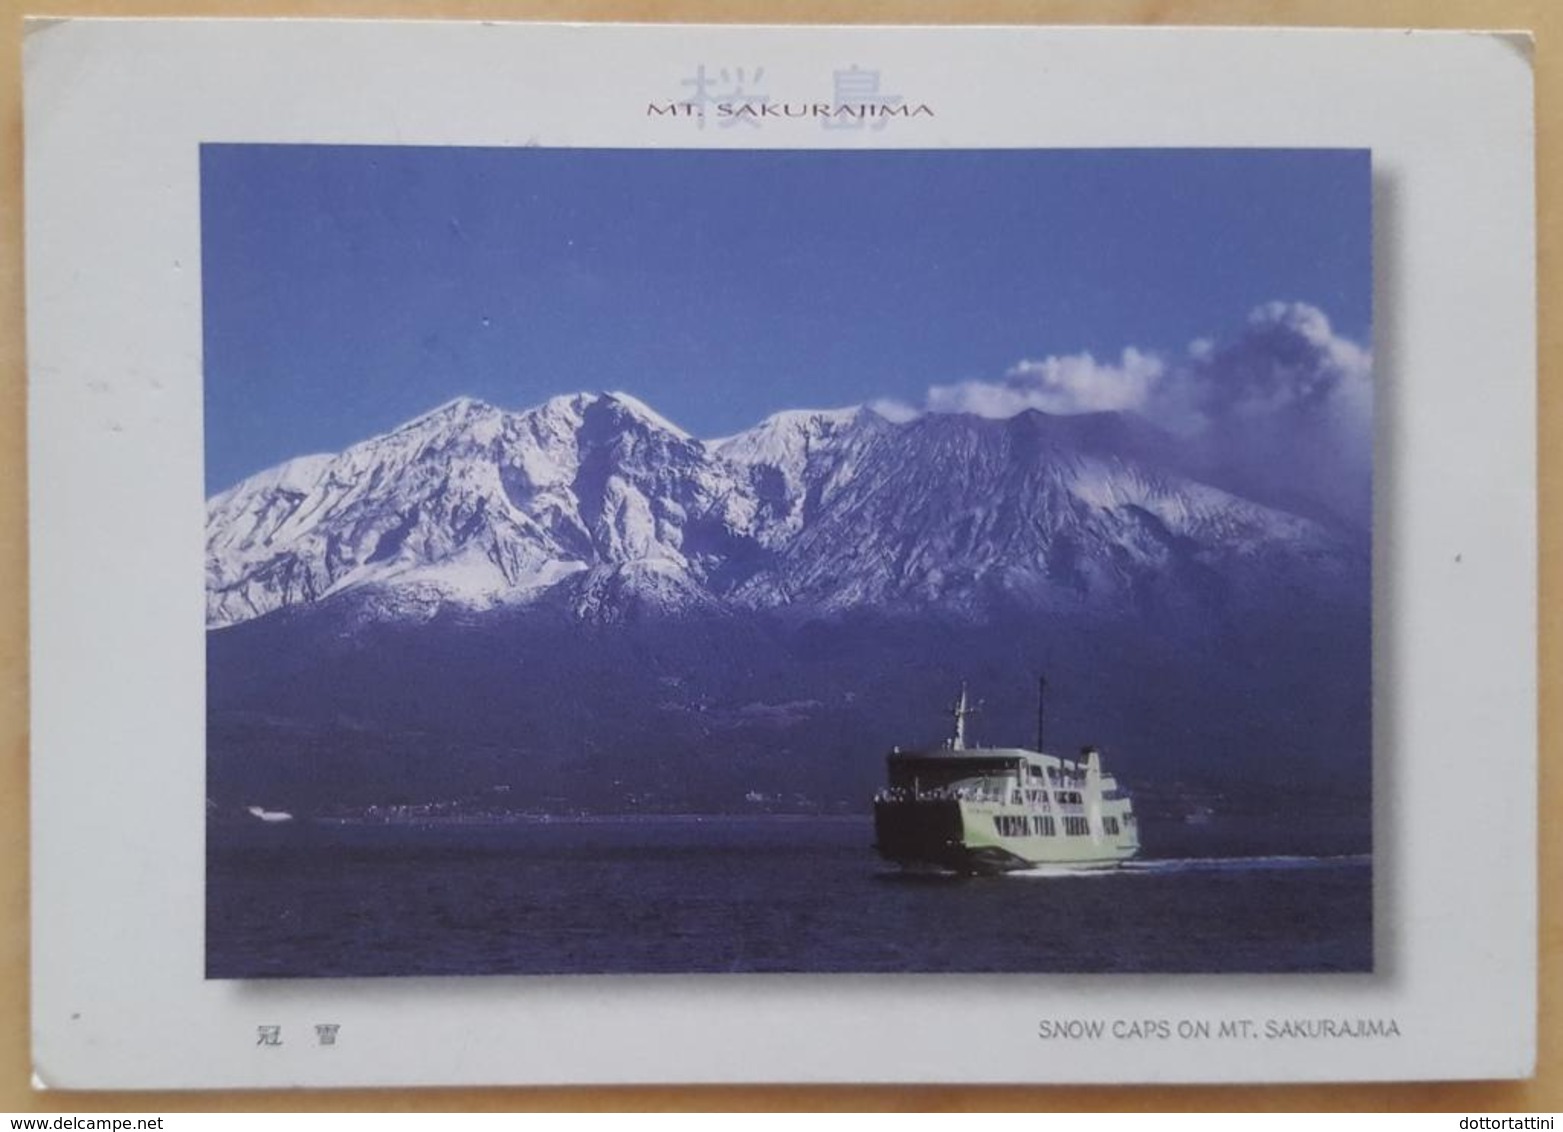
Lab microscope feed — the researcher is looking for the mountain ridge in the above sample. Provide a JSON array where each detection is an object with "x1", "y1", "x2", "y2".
[{"x1": 206, "y1": 391, "x2": 1366, "y2": 630}]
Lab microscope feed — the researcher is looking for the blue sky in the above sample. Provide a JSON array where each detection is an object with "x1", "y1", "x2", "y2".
[{"x1": 202, "y1": 146, "x2": 1370, "y2": 494}]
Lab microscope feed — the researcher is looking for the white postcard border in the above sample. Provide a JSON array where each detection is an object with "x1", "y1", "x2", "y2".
[{"x1": 24, "y1": 20, "x2": 1536, "y2": 1087}]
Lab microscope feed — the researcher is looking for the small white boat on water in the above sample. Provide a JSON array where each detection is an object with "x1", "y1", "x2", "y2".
[{"x1": 245, "y1": 805, "x2": 295, "y2": 824}]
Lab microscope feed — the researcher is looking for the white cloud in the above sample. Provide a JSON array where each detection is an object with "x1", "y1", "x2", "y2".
[
  {"x1": 925, "y1": 347, "x2": 1166, "y2": 419},
  {"x1": 886, "y1": 302, "x2": 1374, "y2": 525},
  {"x1": 866, "y1": 397, "x2": 921, "y2": 424},
  {"x1": 907, "y1": 302, "x2": 1369, "y2": 436}
]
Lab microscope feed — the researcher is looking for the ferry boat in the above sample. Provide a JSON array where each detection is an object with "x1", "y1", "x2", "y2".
[{"x1": 873, "y1": 683, "x2": 1139, "y2": 874}]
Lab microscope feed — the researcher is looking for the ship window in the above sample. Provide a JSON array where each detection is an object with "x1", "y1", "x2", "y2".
[
  {"x1": 1105, "y1": 817, "x2": 1120, "y2": 835},
  {"x1": 996, "y1": 815, "x2": 1031, "y2": 837},
  {"x1": 1063, "y1": 816, "x2": 1090, "y2": 836}
]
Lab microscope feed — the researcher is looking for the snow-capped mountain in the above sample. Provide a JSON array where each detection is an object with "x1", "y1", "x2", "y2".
[
  {"x1": 206, "y1": 391, "x2": 1373, "y2": 810},
  {"x1": 724, "y1": 408, "x2": 1359, "y2": 617},
  {"x1": 206, "y1": 391, "x2": 1364, "y2": 629},
  {"x1": 206, "y1": 392, "x2": 756, "y2": 626}
]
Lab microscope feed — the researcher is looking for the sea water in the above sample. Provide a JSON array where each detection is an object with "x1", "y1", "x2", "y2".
[{"x1": 206, "y1": 815, "x2": 1371, "y2": 978}]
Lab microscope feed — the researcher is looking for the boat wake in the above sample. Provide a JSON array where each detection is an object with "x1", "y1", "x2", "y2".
[{"x1": 1003, "y1": 853, "x2": 1371, "y2": 879}]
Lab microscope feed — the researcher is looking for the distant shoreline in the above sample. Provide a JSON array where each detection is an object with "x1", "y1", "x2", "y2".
[{"x1": 214, "y1": 811, "x2": 876, "y2": 827}]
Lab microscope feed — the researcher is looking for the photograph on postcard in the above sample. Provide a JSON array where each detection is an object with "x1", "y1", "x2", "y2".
[{"x1": 202, "y1": 145, "x2": 1372, "y2": 978}]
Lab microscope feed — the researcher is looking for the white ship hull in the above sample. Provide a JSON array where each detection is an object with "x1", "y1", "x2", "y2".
[
  {"x1": 875, "y1": 795, "x2": 1139, "y2": 874},
  {"x1": 873, "y1": 686, "x2": 1140, "y2": 875}
]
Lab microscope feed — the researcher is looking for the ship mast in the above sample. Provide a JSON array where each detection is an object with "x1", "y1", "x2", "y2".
[
  {"x1": 1036, "y1": 674, "x2": 1047, "y2": 754},
  {"x1": 949, "y1": 683, "x2": 980, "y2": 750}
]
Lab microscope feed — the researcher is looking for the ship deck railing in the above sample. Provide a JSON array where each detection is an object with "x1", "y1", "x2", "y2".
[
  {"x1": 875, "y1": 787, "x2": 1009, "y2": 804},
  {"x1": 876, "y1": 788, "x2": 1100, "y2": 809}
]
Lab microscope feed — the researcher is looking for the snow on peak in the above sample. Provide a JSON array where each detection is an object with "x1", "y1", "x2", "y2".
[
  {"x1": 206, "y1": 388, "x2": 1361, "y2": 630},
  {"x1": 599, "y1": 390, "x2": 693, "y2": 441},
  {"x1": 712, "y1": 405, "x2": 868, "y2": 465},
  {"x1": 524, "y1": 391, "x2": 693, "y2": 442},
  {"x1": 207, "y1": 451, "x2": 334, "y2": 511},
  {"x1": 751, "y1": 405, "x2": 865, "y2": 434},
  {"x1": 393, "y1": 395, "x2": 499, "y2": 431},
  {"x1": 207, "y1": 389, "x2": 750, "y2": 628}
]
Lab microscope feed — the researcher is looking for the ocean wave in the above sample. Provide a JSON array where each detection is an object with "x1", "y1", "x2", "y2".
[{"x1": 1003, "y1": 854, "x2": 1371, "y2": 879}]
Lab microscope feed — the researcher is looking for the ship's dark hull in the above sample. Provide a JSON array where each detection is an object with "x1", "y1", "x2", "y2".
[{"x1": 873, "y1": 798, "x2": 1031, "y2": 875}]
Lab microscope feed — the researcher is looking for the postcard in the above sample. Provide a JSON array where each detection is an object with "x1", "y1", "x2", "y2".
[{"x1": 25, "y1": 20, "x2": 1535, "y2": 1088}]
